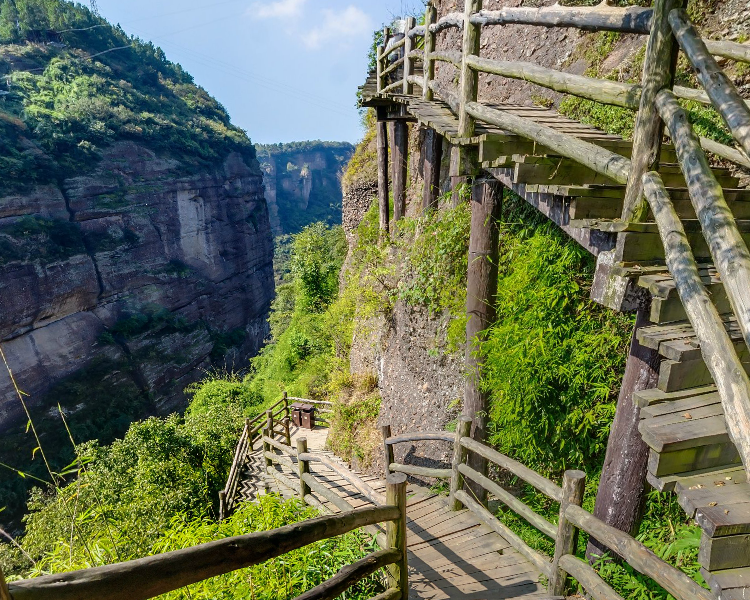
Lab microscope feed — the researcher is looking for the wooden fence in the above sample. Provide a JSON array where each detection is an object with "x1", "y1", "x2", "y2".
[
  {"x1": 220, "y1": 394, "x2": 334, "y2": 519},
  {"x1": 5, "y1": 474, "x2": 408, "y2": 600},
  {"x1": 375, "y1": 0, "x2": 750, "y2": 478},
  {"x1": 382, "y1": 418, "x2": 713, "y2": 600}
]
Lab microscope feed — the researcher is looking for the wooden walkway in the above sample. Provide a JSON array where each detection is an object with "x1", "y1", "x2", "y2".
[
  {"x1": 361, "y1": 71, "x2": 750, "y2": 600},
  {"x1": 240, "y1": 426, "x2": 553, "y2": 600}
]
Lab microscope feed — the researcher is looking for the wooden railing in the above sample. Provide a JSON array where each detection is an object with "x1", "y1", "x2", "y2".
[
  {"x1": 220, "y1": 394, "x2": 334, "y2": 519},
  {"x1": 381, "y1": 418, "x2": 712, "y2": 600},
  {"x1": 6, "y1": 478, "x2": 408, "y2": 600},
  {"x1": 375, "y1": 0, "x2": 750, "y2": 477}
]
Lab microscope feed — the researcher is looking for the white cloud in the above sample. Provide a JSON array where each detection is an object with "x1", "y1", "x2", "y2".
[
  {"x1": 249, "y1": 0, "x2": 306, "y2": 19},
  {"x1": 302, "y1": 6, "x2": 372, "y2": 49}
]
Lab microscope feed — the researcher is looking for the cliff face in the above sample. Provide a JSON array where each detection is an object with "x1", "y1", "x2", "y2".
[
  {"x1": 257, "y1": 142, "x2": 354, "y2": 236},
  {"x1": 0, "y1": 141, "x2": 274, "y2": 434}
]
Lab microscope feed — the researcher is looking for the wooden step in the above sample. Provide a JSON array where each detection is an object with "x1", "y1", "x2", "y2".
[
  {"x1": 647, "y1": 463, "x2": 746, "y2": 493},
  {"x1": 702, "y1": 566, "x2": 750, "y2": 600},
  {"x1": 678, "y1": 481, "x2": 750, "y2": 517},
  {"x1": 637, "y1": 268, "x2": 732, "y2": 324},
  {"x1": 634, "y1": 385, "x2": 717, "y2": 409}
]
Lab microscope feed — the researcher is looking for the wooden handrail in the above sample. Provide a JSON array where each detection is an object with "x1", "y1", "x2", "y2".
[
  {"x1": 381, "y1": 56, "x2": 405, "y2": 79},
  {"x1": 431, "y1": 50, "x2": 462, "y2": 67},
  {"x1": 643, "y1": 169, "x2": 750, "y2": 474},
  {"x1": 457, "y1": 463, "x2": 556, "y2": 538},
  {"x1": 9, "y1": 506, "x2": 400, "y2": 600},
  {"x1": 385, "y1": 432, "x2": 454, "y2": 445},
  {"x1": 670, "y1": 8, "x2": 750, "y2": 158},
  {"x1": 705, "y1": 38, "x2": 750, "y2": 63},
  {"x1": 565, "y1": 503, "x2": 714, "y2": 600},
  {"x1": 460, "y1": 436, "x2": 563, "y2": 501},
  {"x1": 389, "y1": 463, "x2": 452, "y2": 478},
  {"x1": 471, "y1": 3, "x2": 653, "y2": 34},
  {"x1": 558, "y1": 555, "x2": 625, "y2": 600},
  {"x1": 293, "y1": 549, "x2": 400, "y2": 600},
  {"x1": 407, "y1": 25, "x2": 425, "y2": 39},
  {"x1": 299, "y1": 452, "x2": 383, "y2": 505},
  {"x1": 465, "y1": 101, "x2": 631, "y2": 184},
  {"x1": 429, "y1": 12, "x2": 464, "y2": 34}
]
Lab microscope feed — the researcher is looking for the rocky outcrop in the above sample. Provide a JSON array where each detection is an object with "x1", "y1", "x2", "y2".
[
  {"x1": 0, "y1": 141, "x2": 275, "y2": 434},
  {"x1": 256, "y1": 142, "x2": 354, "y2": 235}
]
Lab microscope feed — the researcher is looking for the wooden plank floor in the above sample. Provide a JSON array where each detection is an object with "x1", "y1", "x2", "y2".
[{"x1": 246, "y1": 427, "x2": 552, "y2": 600}]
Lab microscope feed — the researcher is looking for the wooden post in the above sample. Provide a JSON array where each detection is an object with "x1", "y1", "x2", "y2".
[
  {"x1": 423, "y1": 127, "x2": 443, "y2": 212},
  {"x1": 0, "y1": 566, "x2": 10, "y2": 600},
  {"x1": 376, "y1": 44, "x2": 385, "y2": 93},
  {"x1": 385, "y1": 472, "x2": 408, "y2": 600},
  {"x1": 218, "y1": 491, "x2": 227, "y2": 521},
  {"x1": 449, "y1": 416, "x2": 472, "y2": 511},
  {"x1": 403, "y1": 16, "x2": 416, "y2": 95},
  {"x1": 297, "y1": 438, "x2": 311, "y2": 498},
  {"x1": 283, "y1": 418, "x2": 291, "y2": 447},
  {"x1": 266, "y1": 410, "x2": 274, "y2": 437},
  {"x1": 550, "y1": 470, "x2": 586, "y2": 596},
  {"x1": 586, "y1": 307, "x2": 660, "y2": 562},
  {"x1": 377, "y1": 120, "x2": 390, "y2": 238},
  {"x1": 463, "y1": 177, "x2": 503, "y2": 504},
  {"x1": 620, "y1": 0, "x2": 683, "y2": 223},
  {"x1": 382, "y1": 424, "x2": 395, "y2": 478},
  {"x1": 263, "y1": 427, "x2": 272, "y2": 469},
  {"x1": 459, "y1": 0, "x2": 482, "y2": 138},
  {"x1": 423, "y1": 3, "x2": 437, "y2": 101},
  {"x1": 391, "y1": 121, "x2": 408, "y2": 224}
]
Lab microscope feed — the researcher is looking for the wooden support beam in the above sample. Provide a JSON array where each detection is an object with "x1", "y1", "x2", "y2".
[
  {"x1": 449, "y1": 145, "x2": 476, "y2": 206},
  {"x1": 423, "y1": 3, "x2": 437, "y2": 101},
  {"x1": 670, "y1": 9, "x2": 750, "y2": 158},
  {"x1": 377, "y1": 120, "x2": 390, "y2": 238},
  {"x1": 705, "y1": 37, "x2": 750, "y2": 64},
  {"x1": 587, "y1": 308, "x2": 660, "y2": 563},
  {"x1": 463, "y1": 177, "x2": 503, "y2": 505},
  {"x1": 376, "y1": 44, "x2": 385, "y2": 93},
  {"x1": 550, "y1": 470, "x2": 586, "y2": 596},
  {"x1": 382, "y1": 424, "x2": 395, "y2": 479},
  {"x1": 403, "y1": 17, "x2": 416, "y2": 95},
  {"x1": 422, "y1": 127, "x2": 443, "y2": 212},
  {"x1": 657, "y1": 89, "x2": 750, "y2": 377},
  {"x1": 449, "y1": 416, "x2": 472, "y2": 511},
  {"x1": 297, "y1": 438, "x2": 311, "y2": 498},
  {"x1": 385, "y1": 473, "x2": 408, "y2": 600},
  {"x1": 390, "y1": 121, "x2": 408, "y2": 225},
  {"x1": 621, "y1": 0, "x2": 682, "y2": 223},
  {"x1": 459, "y1": 0, "x2": 482, "y2": 138},
  {"x1": 471, "y1": 4, "x2": 653, "y2": 34}
]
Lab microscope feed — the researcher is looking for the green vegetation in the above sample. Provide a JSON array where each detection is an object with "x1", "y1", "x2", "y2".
[
  {"x1": 0, "y1": 216, "x2": 86, "y2": 265},
  {"x1": 1, "y1": 380, "x2": 381, "y2": 600},
  {"x1": 0, "y1": 0, "x2": 256, "y2": 196},
  {"x1": 484, "y1": 195, "x2": 632, "y2": 473}
]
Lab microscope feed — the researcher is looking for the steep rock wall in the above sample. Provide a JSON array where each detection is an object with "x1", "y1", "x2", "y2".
[
  {"x1": 0, "y1": 141, "x2": 274, "y2": 434},
  {"x1": 257, "y1": 143, "x2": 354, "y2": 236}
]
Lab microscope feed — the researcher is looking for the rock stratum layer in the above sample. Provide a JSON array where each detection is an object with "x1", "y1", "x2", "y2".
[{"x1": 0, "y1": 141, "x2": 274, "y2": 435}]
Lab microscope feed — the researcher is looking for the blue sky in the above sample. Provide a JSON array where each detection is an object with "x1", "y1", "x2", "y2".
[{"x1": 96, "y1": 0, "x2": 424, "y2": 144}]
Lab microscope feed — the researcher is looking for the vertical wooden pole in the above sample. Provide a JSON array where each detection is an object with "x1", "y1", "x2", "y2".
[
  {"x1": 0, "y1": 565, "x2": 11, "y2": 600},
  {"x1": 403, "y1": 16, "x2": 416, "y2": 95},
  {"x1": 423, "y1": 127, "x2": 443, "y2": 212},
  {"x1": 382, "y1": 424, "x2": 395, "y2": 478},
  {"x1": 620, "y1": 0, "x2": 683, "y2": 223},
  {"x1": 377, "y1": 120, "x2": 390, "y2": 238},
  {"x1": 586, "y1": 308, "x2": 660, "y2": 562},
  {"x1": 458, "y1": 0, "x2": 482, "y2": 139},
  {"x1": 463, "y1": 177, "x2": 503, "y2": 504},
  {"x1": 283, "y1": 418, "x2": 291, "y2": 446},
  {"x1": 263, "y1": 427, "x2": 272, "y2": 469},
  {"x1": 423, "y1": 3, "x2": 437, "y2": 101},
  {"x1": 550, "y1": 470, "x2": 587, "y2": 596},
  {"x1": 218, "y1": 490, "x2": 226, "y2": 521},
  {"x1": 297, "y1": 437, "x2": 311, "y2": 498},
  {"x1": 266, "y1": 410, "x2": 274, "y2": 437},
  {"x1": 449, "y1": 145, "x2": 473, "y2": 206},
  {"x1": 391, "y1": 121, "x2": 408, "y2": 224},
  {"x1": 449, "y1": 416, "x2": 472, "y2": 511},
  {"x1": 377, "y1": 44, "x2": 385, "y2": 93},
  {"x1": 386, "y1": 472, "x2": 409, "y2": 600}
]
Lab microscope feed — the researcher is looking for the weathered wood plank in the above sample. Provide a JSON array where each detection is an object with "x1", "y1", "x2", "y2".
[
  {"x1": 649, "y1": 442, "x2": 742, "y2": 477},
  {"x1": 699, "y1": 531, "x2": 750, "y2": 571},
  {"x1": 697, "y1": 503, "x2": 750, "y2": 537}
]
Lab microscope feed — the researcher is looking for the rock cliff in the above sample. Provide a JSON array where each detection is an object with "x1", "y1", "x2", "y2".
[
  {"x1": 256, "y1": 142, "x2": 354, "y2": 236},
  {"x1": 0, "y1": 142, "x2": 274, "y2": 438}
]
